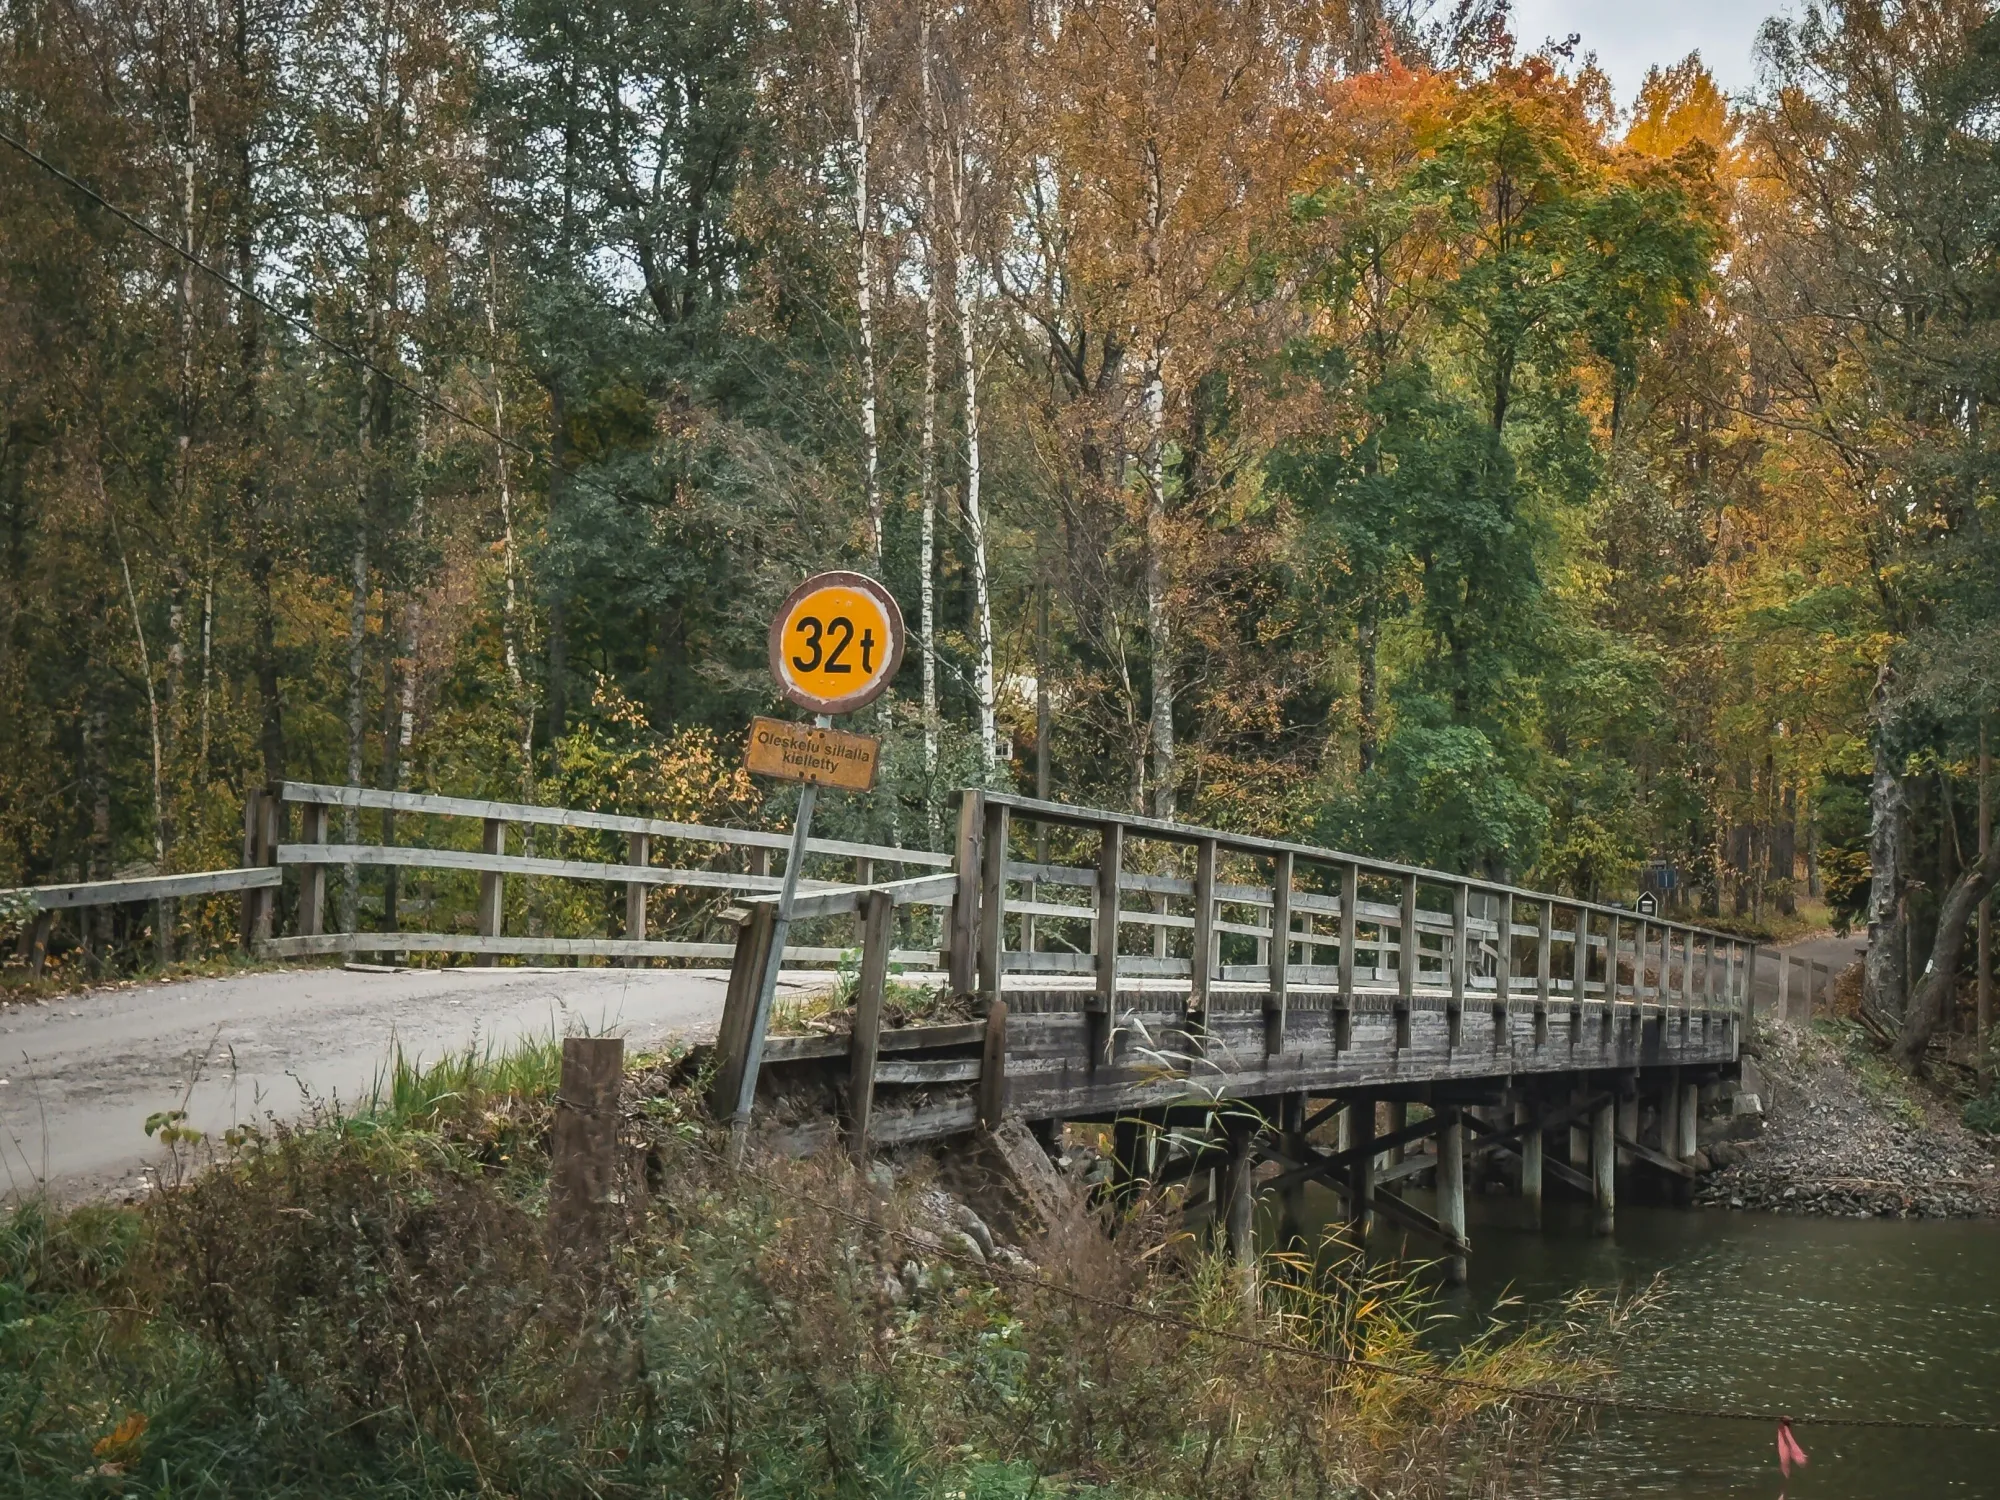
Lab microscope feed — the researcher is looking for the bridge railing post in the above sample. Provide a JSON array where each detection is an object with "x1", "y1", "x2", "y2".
[
  {"x1": 977, "y1": 799, "x2": 1009, "y2": 1005},
  {"x1": 1266, "y1": 850, "x2": 1292, "y2": 1054},
  {"x1": 1449, "y1": 880, "x2": 1467, "y2": 1046},
  {"x1": 1092, "y1": 819, "x2": 1123, "y2": 1064},
  {"x1": 948, "y1": 791, "x2": 982, "y2": 996},
  {"x1": 1397, "y1": 873, "x2": 1417, "y2": 1045},
  {"x1": 1190, "y1": 836, "x2": 1218, "y2": 1021}
]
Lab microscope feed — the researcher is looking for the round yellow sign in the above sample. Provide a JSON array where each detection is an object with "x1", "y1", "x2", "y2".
[{"x1": 767, "y1": 570, "x2": 906, "y2": 715}]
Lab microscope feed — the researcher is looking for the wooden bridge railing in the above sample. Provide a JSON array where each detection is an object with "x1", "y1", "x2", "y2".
[
  {"x1": 251, "y1": 781, "x2": 950, "y2": 966},
  {"x1": 946, "y1": 790, "x2": 1758, "y2": 1027}
]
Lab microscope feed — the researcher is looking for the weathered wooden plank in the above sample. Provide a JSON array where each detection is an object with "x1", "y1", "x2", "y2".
[
  {"x1": 744, "y1": 873, "x2": 958, "y2": 922},
  {"x1": 259, "y1": 931, "x2": 939, "y2": 964},
  {"x1": 279, "y1": 842, "x2": 808, "y2": 892},
  {"x1": 4, "y1": 865, "x2": 281, "y2": 911},
  {"x1": 875, "y1": 1058, "x2": 984, "y2": 1085},
  {"x1": 278, "y1": 780, "x2": 949, "y2": 867}
]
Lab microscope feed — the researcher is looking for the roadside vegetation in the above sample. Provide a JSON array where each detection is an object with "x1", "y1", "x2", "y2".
[{"x1": 2, "y1": 1042, "x2": 1610, "y2": 1498}]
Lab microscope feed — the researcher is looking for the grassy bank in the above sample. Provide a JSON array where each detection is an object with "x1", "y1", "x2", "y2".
[{"x1": 3, "y1": 1044, "x2": 1609, "y2": 1497}]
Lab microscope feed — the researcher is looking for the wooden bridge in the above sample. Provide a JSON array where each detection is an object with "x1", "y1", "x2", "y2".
[
  {"x1": 710, "y1": 790, "x2": 1768, "y2": 1280},
  {"x1": 6, "y1": 780, "x2": 1820, "y2": 1280}
]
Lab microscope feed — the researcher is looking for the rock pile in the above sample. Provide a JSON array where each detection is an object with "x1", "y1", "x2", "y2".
[{"x1": 1693, "y1": 1020, "x2": 2000, "y2": 1218}]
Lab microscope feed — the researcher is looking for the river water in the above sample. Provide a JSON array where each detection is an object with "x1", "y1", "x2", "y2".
[{"x1": 1399, "y1": 1193, "x2": 2000, "y2": 1497}]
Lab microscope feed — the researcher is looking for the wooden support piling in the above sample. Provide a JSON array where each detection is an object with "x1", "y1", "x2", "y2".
[
  {"x1": 1438, "y1": 1109, "x2": 1467, "y2": 1284},
  {"x1": 1661, "y1": 1070, "x2": 1683, "y2": 1160},
  {"x1": 1591, "y1": 1097, "x2": 1616, "y2": 1236},
  {"x1": 1678, "y1": 1079, "x2": 1700, "y2": 1162},
  {"x1": 1223, "y1": 1114, "x2": 1258, "y2": 1296},
  {"x1": 1517, "y1": 1099, "x2": 1543, "y2": 1216},
  {"x1": 1279, "y1": 1093, "x2": 1307, "y2": 1246},
  {"x1": 1569, "y1": 1084, "x2": 1590, "y2": 1171},
  {"x1": 1348, "y1": 1096, "x2": 1375, "y2": 1235}
]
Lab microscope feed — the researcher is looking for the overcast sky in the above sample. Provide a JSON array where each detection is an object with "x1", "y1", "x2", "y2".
[{"x1": 1506, "y1": 0, "x2": 1796, "y2": 107}]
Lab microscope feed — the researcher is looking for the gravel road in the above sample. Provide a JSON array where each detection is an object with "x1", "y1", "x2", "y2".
[{"x1": 0, "y1": 963, "x2": 806, "y2": 1201}]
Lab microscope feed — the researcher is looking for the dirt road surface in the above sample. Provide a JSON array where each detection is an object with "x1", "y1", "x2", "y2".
[{"x1": 0, "y1": 964, "x2": 804, "y2": 1201}]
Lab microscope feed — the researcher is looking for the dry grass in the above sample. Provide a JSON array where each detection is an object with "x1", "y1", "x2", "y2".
[{"x1": 0, "y1": 1042, "x2": 1612, "y2": 1497}]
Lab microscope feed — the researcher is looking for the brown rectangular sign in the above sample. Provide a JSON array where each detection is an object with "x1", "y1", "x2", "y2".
[{"x1": 744, "y1": 715, "x2": 881, "y2": 791}]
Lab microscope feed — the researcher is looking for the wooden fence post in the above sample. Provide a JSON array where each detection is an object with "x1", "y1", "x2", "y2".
[
  {"x1": 476, "y1": 817, "x2": 507, "y2": 967},
  {"x1": 298, "y1": 802, "x2": 328, "y2": 939},
  {"x1": 624, "y1": 832, "x2": 650, "y2": 968},
  {"x1": 549, "y1": 1035, "x2": 625, "y2": 1276},
  {"x1": 848, "y1": 890, "x2": 893, "y2": 1157}
]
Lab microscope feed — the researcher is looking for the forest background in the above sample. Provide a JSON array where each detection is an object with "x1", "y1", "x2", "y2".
[{"x1": 2, "y1": 0, "x2": 1996, "y2": 1058}]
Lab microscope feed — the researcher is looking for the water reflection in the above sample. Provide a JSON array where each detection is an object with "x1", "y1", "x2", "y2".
[{"x1": 1300, "y1": 1186, "x2": 2000, "y2": 1497}]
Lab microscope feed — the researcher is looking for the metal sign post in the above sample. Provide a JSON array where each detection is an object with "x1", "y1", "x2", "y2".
[
  {"x1": 729, "y1": 571, "x2": 905, "y2": 1163},
  {"x1": 729, "y1": 714, "x2": 829, "y2": 1161}
]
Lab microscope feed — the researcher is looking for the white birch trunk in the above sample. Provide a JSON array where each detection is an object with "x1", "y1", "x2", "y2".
[
  {"x1": 106, "y1": 490, "x2": 165, "y2": 869},
  {"x1": 343, "y1": 527, "x2": 368, "y2": 932},
  {"x1": 950, "y1": 143, "x2": 996, "y2": 774},
  {"x1": 849, "y1": 0, "x2": 882, "y2": 566},
  {"x1": 486, "y1": 270, "x2": 535, "y2": 801},
  {"x1": 1143, "y1": 361, "x2": 1173, "y2": 818},
  {"x1": 197, "y1": 561, "x2": 213, "y2": 778},
  {"x1": 1140, "y1": 0, "x2": 1173, "y2": 818},
  {"x1": 919, "y1": 4, "x2": 941, "y2": 816},
  {"x1": 1864, "y1": 664, "x2": 1909, "y2": 1017}
]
